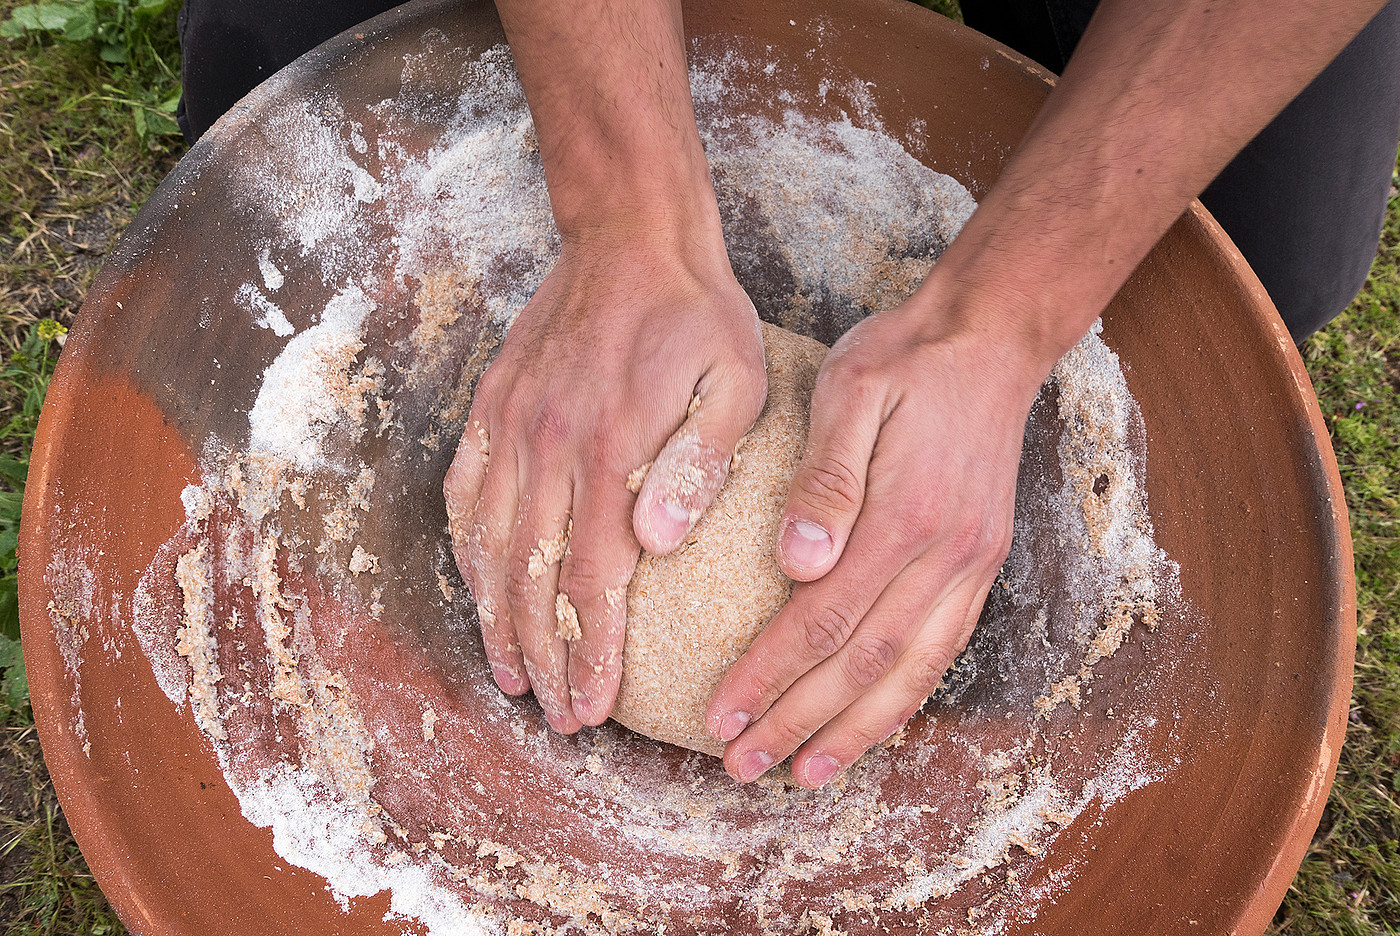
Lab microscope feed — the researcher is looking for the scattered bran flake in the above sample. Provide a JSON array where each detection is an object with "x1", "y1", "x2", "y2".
[
  {"x1": 797, "y1": 909, "x2": 846, "y2": 936},
  {"x1": 411, "y1": 269, "x2": 478, "y2": 357},
  {"x1": 248, "y1": 533, "x2": 307, "y2": 710},
  {"x1": 320, "y1": 502, "x2": 360, "y2": 547},
  {"x1": 346, "y1": 465, "x2": 375, "y2": 511},
  {"x1": 376, "y1": 396, "x2": 395, "y2": 435},
  {"x1": 174, "y1": 541, "x2": 227, "y2": 741},
  {"x1": 1008, "y1": 832, "x2": 1041, "y2": 856}
]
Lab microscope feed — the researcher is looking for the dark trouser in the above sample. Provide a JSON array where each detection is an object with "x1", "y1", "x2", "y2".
[
  {"x1": 962, "y1": 0, "x2": 1400, "y2": 342},
  {"x1": 177, "y1": 0, "x2": 1400, "y2": 342}
]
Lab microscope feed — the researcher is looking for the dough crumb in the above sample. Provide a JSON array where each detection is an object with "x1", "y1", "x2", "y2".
[
  {"x1": 624, "y1": 461, "x2": 652, "y2": 494},
  {"x1": 555, "y1": 592, "x2": 581, "y2": 642},
  {"x1": 349, "y1": 545, "x2": 380, "y2": 576},
  {"x1": 422, "y1": 708, "x2": 438, "y2": 741},
  {"x1": 527, "y1": 520, "x2": 571, "y2": 578}
]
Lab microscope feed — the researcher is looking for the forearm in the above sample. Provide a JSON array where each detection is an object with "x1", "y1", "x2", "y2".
[
  {"x1": 494, "y1": 0, "x2": 721, "y2": 249},
  {"x1": 916, "y1": 0, "x2": 1389, "y2": 368}
]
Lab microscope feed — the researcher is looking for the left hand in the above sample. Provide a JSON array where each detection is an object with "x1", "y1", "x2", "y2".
[{"x1": 703, "y1": 298, "x2": 1049, "y2": 788}]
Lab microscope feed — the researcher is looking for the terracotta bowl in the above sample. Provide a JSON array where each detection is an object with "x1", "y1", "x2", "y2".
[{"x1": 19, "y1": 0, "x2": 1353, "y2": 934}]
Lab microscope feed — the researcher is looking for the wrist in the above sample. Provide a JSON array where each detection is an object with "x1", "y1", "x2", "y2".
[
  {"x1": 903, "y1": 205, "x2": 1112, "y2": 381},
  {"x1": 551, "y1": 163, "x2": 726, "y2": 257},
  {"x1": 551, "y1": 174, "x2": 734, "y2": 289},
  {"x1": 898, "y1": 280, "x2": 1088, "y2": 403}
]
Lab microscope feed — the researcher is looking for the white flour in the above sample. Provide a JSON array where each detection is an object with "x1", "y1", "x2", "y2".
[{"x1": 246, "y1": 284, "x2": 381, "y2": 472}]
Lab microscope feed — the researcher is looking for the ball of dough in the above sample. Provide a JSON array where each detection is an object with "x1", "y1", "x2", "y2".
[{"x1": 612, "y1": 322, "x2": 828, "y2": 755}]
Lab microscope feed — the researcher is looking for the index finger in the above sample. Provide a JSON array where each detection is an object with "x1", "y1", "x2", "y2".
[
  {"x1": 561, "y1": 464, "x2": 642, "y2": 725},
  {"x1": 703, "y1": 521, "x2": 915, "y2": 743},
  {"x1": 444, "y1": 418, "x2": 491, "y2": 594}
]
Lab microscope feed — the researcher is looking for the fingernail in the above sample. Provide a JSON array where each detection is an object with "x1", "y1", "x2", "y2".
[
  {"x1": 738, "y1": 750, "x2": 774, "y2": 782},
  {"x1": 649, "y1": 498, "x2": 691, "y2": 543},
  {"x1": 804, "y1": 754, "x2": 840, "y2": 787},
  {"x1": 492, "y1": 665, "x2": 524, "y2": 694},
  {"x1": 572, "y1": 692, "x2": 594, "y2": 723},
  {"x1": 783, "y1": 519, "x2": 833, "y2": 569},
  {"x1": 717, "y1": 711, "x2": 750, "y2": 742},
  {"x1": 545, "y1": 710, "x2": 571, "y2": 733}
]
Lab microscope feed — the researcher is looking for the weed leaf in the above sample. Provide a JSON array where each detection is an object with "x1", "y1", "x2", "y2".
[{"x1": 0, "y1": 634, "x2": 27, "y2": 711}]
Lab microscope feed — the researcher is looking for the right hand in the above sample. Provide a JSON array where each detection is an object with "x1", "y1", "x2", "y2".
[{"x1": 443, "y1": 235, "x2": 767, "y2": 733}]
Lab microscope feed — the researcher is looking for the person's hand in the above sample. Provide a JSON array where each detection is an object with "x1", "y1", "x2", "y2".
[
  {"x1": 443, "y1": 237, "x2": 766, "y2": 733},
  {"x1": 704, "y1": 298, "x2": 1049, "y2": 787}
]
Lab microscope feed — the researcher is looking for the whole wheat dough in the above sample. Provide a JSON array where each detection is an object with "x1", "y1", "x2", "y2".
[{"x1": 612, "y1": 322, "x2": 828, "y2": 755}]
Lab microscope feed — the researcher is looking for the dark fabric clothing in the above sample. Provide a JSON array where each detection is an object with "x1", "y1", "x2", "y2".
[
  {"x1": 961, "y1": 0, "x2": 1097, "y2": 74},
  {"x1": 177, "y1": 0, "x2": 1400, "y2": 342},
  {"x1": 175, "y1": 0, "x2": 402, "y2": 143},
  {"x1": 962, "y1": 0, "x2": 1400, "y2": 341}
]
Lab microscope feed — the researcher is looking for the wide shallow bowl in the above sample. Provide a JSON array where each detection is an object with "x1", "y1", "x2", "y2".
[{"x1": 19, "y1": 0, "x2": 1353, "y2": 934}]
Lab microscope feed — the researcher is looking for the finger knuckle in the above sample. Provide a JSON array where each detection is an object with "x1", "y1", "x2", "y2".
[
  {"x1": 840, "y1": 632, "x2": 900, "y2": 689},
  {"x1": 570, "y1": 644, "x2": 619, "y2": 682},
  {"x1": 947, "y1": 518, "x2": 986, "y2": 565},
  {"x1": 529, "y1": 401, "x2": 572, "y2": 457},
  {"x1": 890, "y1": 486, "x2": 946, "y2": 542},
  {"x1": 963, "y1": 512, "x2": 1014, "y2": 571},
  {"x1": 797, "y1": 602, "x2": 861, "y2": 659},
  {"x1": 988, "y1": 516, "x2": 1015, "y2": 566},
  {"x1": 796, "y1": 459, "x2": 864, "y2": 518},
  {"x1": 444, "y1": 487, "x2": 473, "y2": 537},
  {"x1": 521, "y1": 660, "x2": 565, "y2": 711},
  {"x1": 469, "y1": 521, "x2": 508, "y2": 568},
  {"x1": 504, "y1": 557, "x2": 541, "y2": 610},
  {"x1": 449, "y1": 541, "x2": 475, "y2": 586},
  {"x1": 819, "y1": 360, "x2": 879, "y2": 408},
  {"x1": 586, "y1": 426, "x2": 628, "y2": 474},
  {"x1": 495, "y1": 392, "x2": 530, "y2": 437},
  {"x1": 443, "y1": 455, "x2": 470, "y2": 494},
  {"x1": 761, "y1": 714, "x2": 815, "y2": 754},
  {"x1": 902, "y1": 642, "x2": 961, "y2": 696},
  {"x1": 841, "y1": 717, "x2": 890, "y2": 754},
  {"x1": 559, "y1": 555, "x2": 627, "y2": 613},
  {"x1": 471, "y1": 368, "x2": 503, "y2": 405},
  {"x1": 737, "y1": 354, "x2": 769, "y2": 407}
]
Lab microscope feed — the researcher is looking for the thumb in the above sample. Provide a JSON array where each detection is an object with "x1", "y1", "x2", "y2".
[
  {"x1": 633, "y1": 361, "x2": 767, "y2": 554},
  {"x1": 776, "y1": 382, "x2": 881, "y2": 582}
]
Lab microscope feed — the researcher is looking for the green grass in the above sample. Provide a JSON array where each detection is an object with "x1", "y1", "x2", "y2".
[
  {"x1": 1276, "y1": 171, "x2": 1400, "y2": 935},
  {"x1": 0, "y1": 1, "x2": 1396, "y2": 934},
  {"x1": 0, "y1": 1, "x2": 180, "y2": 931}
]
